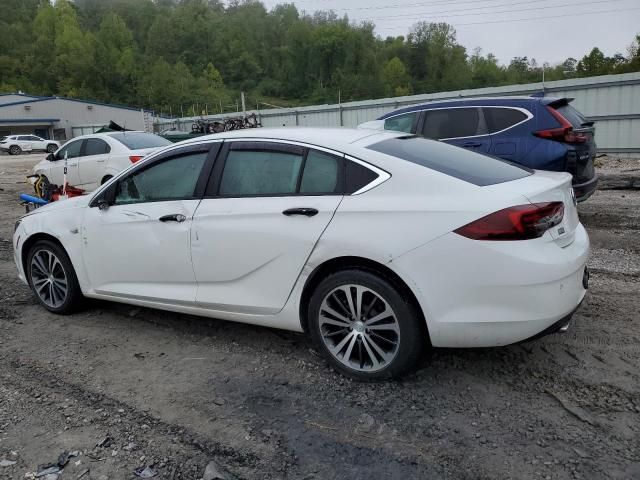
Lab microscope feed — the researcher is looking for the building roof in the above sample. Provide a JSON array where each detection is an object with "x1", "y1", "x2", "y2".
[{"x1": 0, "y1": 92, "x2": 151, "y2": 113}]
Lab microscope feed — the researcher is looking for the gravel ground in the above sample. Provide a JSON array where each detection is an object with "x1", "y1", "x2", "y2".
[{"x1": 0, "y1": 155, "x2": 638, "y2": 480}]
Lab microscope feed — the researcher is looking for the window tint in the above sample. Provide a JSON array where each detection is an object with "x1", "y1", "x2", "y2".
[
  {"x1": 422, "y1": 108, "x2": 482, "y2": 139},
  {"x1": 220, "y1": 149, "x2": 303, "y2": 196},
  {"x1": 484, "y1": 107, "x2": 528, "y2": 133},
  {"x1": 345, "y1": 160, "x2": 379, "y2": 193},
  {"x1": 300, "y1": 150, "x2": 340, "y2": 194},
  {"x1": 367, "y1": 136, "x2": 531, "y2": 186},
  {"x1": 57, "y1": 140, "x2": 83, "y2": 159},
  {"x1": 114, "y1": 152, "x2": 207, "y2": 204},
  {"x1": 384, "y1": 112, "x2": 418, "y2": 133},
  {"x1": 27, "y1": 136, "x2": 41, "y2": 141},
  {"x1": 109, "y1": 132, "x2": 172, "y2": 150},
  {"x1": 555, "y1": 104, "x2": 587, "y2": 128},
  {"x1": 17, "y1": 136, "x2": 29, "y2": 141},
  {"x1": 84, "y1": 138, "x2": 111, "y2": 156}
]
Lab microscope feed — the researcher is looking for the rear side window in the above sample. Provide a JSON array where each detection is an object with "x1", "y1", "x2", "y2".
[
  {"x1": 109, "y1": 132, "x2": 172, "y2": 150},
  {"x1": 220, "y1": 149, "x2": 303, "y2": 196},
  {"x1": 367, "y1": 136, "x2": 531, "y2": 186},
  {"x1": 384, "y1": 112, "x2": 418, "y2": 133},
  {"x1": 422, "y1": 108, "x2": 483, "y2": 139},
  {"x1": 554, "y1": 104, "x2": 587, "y2": 128},
  {"x1": 299, "y1": 150, "x2": 340, "y2": 194},
  {"x1": 483, "y1": 107, "x2": 528, "y2": 133},
  {"x1": 84, "y1": 138, "x2": 111, "y2": 156}
]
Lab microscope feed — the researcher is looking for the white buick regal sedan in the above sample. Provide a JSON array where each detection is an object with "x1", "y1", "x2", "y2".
[{"x1": 13, "y1": 128, "x2": 589, "y2": 380}]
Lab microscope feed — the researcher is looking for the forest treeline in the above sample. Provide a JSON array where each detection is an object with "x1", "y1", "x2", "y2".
[{"x1": 1, "y1": 0, "x2": 639, "y2": 115}]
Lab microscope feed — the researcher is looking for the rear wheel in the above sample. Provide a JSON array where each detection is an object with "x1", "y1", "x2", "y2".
[
  {"x1": 9, "y1": 145, "x2": 21, "y2": 155},
  {"x1": 27, "y1": 240, "x2": 83, "y2": 314},
  {"x1": 101, "y1": 175, "x2": 113, "y2": 185},
  {"x1": 46, "y1": 144, "x2": 57, "y2": 153},
  {"x1": 308, "y1": 269, "x2": 424, "y2": 380}
]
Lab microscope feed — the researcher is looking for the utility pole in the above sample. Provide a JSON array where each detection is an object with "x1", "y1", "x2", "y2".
[{"x1": 241, "y1": 92, "x2": 246, "y2": 117}]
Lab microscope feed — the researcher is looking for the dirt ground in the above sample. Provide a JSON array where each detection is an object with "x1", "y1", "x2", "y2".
[{"x1": 0, "y1": 153, "x2": 638, "y2": 480}]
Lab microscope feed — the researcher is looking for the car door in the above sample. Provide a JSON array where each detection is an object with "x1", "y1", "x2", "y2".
[
  {"x1": 49, "y1": 139, "x2": 83, "y2": 186},
  {"x1": 31, "y1": 136, "x2": 47, "y2": 150},
  {"x1": 190, "y1": 141, "x2": 344, "y2": 315},
  {"x1": 420, "y1": 107, "x2": 491, "y2": 154},
  {"x1": 17, "y1": 136, "x2": 34, "y2": 152},
  {"x1": 81, "y1": 143, "x2": 216, "y2": 304},
  {"x1": 78, "y1": 137, "x2": 111, "y2": 190}
]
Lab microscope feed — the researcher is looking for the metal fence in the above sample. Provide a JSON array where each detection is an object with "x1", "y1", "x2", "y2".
[{"x1": 154, "y1": 72, "x2": 640, "y2": 157}]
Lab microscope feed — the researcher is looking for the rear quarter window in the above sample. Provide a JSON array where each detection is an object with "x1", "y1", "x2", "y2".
[
  {"x1": 367, "y1": 136, "x2": 531, "y2": 186},
  {"x1": 484, "y1": 107, "x2": 529, "y2": 133}
]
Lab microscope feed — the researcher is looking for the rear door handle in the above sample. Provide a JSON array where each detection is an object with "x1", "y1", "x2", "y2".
[
  {"x1": 282, "y1": 207, "x2": 319, "y2": 217},
  {"x1": 159, "y1": 214, "x2": 187, "y2": 223},
  {"x1": 462, "y1": 142, "x2": 482, "y2": 148}
]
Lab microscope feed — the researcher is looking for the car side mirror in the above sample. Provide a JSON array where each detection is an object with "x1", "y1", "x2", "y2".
[
  {"x1": 92, "y1": 183, "x2": 117, "y2": 210},
  {"x1": 46, "y1": 153, "x2": 55, "y2": 162}
]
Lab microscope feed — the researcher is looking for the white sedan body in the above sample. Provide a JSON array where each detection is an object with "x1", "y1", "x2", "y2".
[
  {"x1": 32, "y1": 131, "x2": 171, "y2": 192},
  {"x1": 14, "y1": 128, "x2": 588, "y2": 354}
]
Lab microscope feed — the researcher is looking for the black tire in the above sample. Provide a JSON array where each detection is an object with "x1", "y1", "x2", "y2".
[
  {"x1": 46, "y1": 144, "x2": 57, "y2": 153},
  {"x1": 308, "y1": 269, "x2": 425, "y2": 381},
  {"x1": 26, "y1": 240, "x2": 83, "y2": 314},
  {"x1": 101, "y1": 175, "x2": 113, "y2": 185},
  {"x1": 9, "y1": 145, "x2": 21, "y2": 155}
]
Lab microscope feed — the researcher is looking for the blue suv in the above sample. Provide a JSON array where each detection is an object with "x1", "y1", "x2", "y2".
[{"x1": 373, "y1": 96, "x2": 598, "y2": 201}]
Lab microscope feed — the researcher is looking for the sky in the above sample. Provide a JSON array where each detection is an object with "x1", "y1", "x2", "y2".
[{"x1": 260, "y1": 0, "x2": 640, "y2": 65}]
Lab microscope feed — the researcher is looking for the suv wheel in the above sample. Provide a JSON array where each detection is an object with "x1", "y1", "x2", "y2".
[
  {"x1": 46, "y1": 144, "x2": 57, "y2": 153},
  {"x1": 27, "y1": 240, "x2": 83, "y2": 314},
  {"x1": 9, "y1": 145, "x2": 21, "y2": 155},
  {"x1": 308, "y1": 269, "x2": 424, "y2": 380}
]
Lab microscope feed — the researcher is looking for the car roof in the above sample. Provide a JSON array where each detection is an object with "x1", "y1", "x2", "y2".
[
  {"x1": 377, "y1": 96, "x2": 563, "y2": 119},
  {"x1": 182, "y1": 127, "x2": 405, "y2": 150}
]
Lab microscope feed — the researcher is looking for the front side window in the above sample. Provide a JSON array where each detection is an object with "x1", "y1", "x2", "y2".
[
  {"x1": 384, "y1": 112, "x2": 418, "y2": 133},
  {"x1": 422, "y1": 108, "x2": 482, "y2": 139},
  {"x1": 114, "y1": 152, "x2": 207, "y2": 204},
  {"x1": 84, "y1": 138, "x2": 111, "y2": 156},
  {"x1": 57, "y1": 140, "x2": 83, "y2": 159},
  {"x1": 219, "y1": 148, "x2": 304, "y2": 196}
]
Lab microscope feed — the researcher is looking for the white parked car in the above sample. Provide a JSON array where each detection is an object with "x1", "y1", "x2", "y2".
[
  {"x1": 0, "y1": 135, "x2": 60, "y2": 155},
  {"x1": 32, "y1": 131, "x2": 172, "y2": 191},
  {"x1": 13, "y1": 128, "x2": 589, "y2": 380}
]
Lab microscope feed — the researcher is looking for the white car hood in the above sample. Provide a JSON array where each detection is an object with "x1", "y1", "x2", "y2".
[{"x1": 23, "y1": 193, "x2": 91, "y2": 218}]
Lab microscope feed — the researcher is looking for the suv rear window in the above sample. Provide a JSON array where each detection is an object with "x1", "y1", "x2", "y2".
[
  {"x1": 554, "y1": 104, "x2": 587, "y2": 128},
  {"x1": 109, "y1": 132, "x2": 171, "y2": 150},
  {"x1": 367, "y1": 136, "x2": 531, "y2": 186}
]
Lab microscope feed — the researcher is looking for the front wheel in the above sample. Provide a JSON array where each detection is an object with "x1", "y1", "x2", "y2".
[
  {"x1": 27, "y1": 240, "x2": 83, "y2": 314},
  {"x1": 46, "y1": 144, "x2": 57, "y2": 153},
  {"x1": 308, "y1": 269, "x2": 425, "y2": 380}
]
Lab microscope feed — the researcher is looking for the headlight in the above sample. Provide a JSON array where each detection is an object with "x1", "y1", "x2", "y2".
[{"x1": 14, "y1": 219, "x2": 21, "y2": 233}]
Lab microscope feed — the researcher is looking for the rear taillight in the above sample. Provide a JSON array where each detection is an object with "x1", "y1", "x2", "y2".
[
  {"x1": 454, "y1": 202, "x2": 564, "y2": 241},
  {"x1": 534, "y1": 106, "x2": 587, "y2": 144},
  {"x1": 129, "y1": 155, "x2": 143, "y2": 163}
]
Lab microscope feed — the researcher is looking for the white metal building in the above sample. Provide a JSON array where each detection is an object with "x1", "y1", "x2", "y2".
[
  {"x1": 0, "y1": 93, "x2": 154, "y2": 141},
  {"x1": 156, "y1": 72, "x2": 640, "y2": 157}
]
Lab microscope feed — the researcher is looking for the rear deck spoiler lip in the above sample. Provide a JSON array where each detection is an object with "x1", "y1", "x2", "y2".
[{"x1": 542, "y1": 97, "x2": 575, "y2": 107}]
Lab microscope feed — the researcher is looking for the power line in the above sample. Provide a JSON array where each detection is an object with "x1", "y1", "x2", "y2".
[
  {"x1": 364, "y1": 0, "x2": 627, "y2": 22},
  {"x1": 300, "y1": 0, "x2": 556, "y2": 12},
  {"x1": 373, "y1": 5, "x2": 640, "y2": 30}
]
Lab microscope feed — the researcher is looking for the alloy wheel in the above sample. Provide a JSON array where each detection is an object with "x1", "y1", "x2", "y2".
[
  {"x1": 30, "y1": 249, "x2": 68, "y2": 308},
  {"x1": 318, "y1": 284, "x2": 400, "y2": 372}
]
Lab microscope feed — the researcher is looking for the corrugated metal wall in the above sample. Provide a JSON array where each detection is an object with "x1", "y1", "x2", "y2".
[{"x1": 155, "y1": 72, "x2": 640, "y2": 156}]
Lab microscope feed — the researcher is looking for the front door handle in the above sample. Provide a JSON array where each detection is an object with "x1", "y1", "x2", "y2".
[
  {"x1": 159, "y1": 213, "x2": 187, "y2": 223},
  {"x1": 282, "y1": 207, "x2": 319, "y2": 217}
]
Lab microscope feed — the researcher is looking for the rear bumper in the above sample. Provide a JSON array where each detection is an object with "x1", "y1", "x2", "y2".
[
  {"x1": 392, "y1": 225, "x2": 590, "y2": 348},
  {"x1": 573, "y1": 175, "x2": 598, "y2": 202}
]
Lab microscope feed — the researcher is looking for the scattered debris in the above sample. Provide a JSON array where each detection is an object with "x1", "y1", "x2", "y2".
[
  {"x1": 35, "y1": 465, "x2": 60, "y2": 477},
  {"x1": 213, "y1": 397, "x2": 225, "y2": 406},
  {"x1": 203, "y1": 460, "x2": 226, "y2": 480},
  {"x1": 546, "y1": 389, "x2": 596, "y2": 426},
  {"x1": 0, "y1": 459, "x2": 16, "y2": 467},
  {"x1": 76, "y1": 469, "x2": 90, "y2": 479},
  {"x1": 96, "y1": 435, "x2": 113, "y2": 448},
  {"x1": 57, "y1": 450, "x2": 79, "y2": 468},
  {"x1": 134, "y1": 353, "x2": 146, "y2": 360},
  {"x1": 128, "y1": 308, "x2": 141, "y2": 317},
  {"x1": 134, "y1": 466, "x2": 158, "y2": 478}
]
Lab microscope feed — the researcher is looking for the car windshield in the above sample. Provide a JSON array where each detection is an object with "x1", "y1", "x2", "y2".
[
  {"x1": 109, "y1": 132, "x2": 172, "y2": 150},
  {"x1": 367, "y1": 136, "x2": 532, "y2": 186}
]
